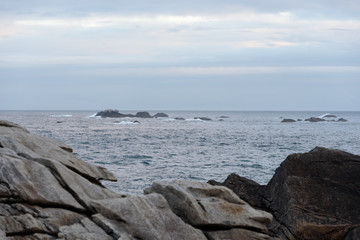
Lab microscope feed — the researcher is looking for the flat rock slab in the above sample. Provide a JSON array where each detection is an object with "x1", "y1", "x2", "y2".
[
  {"x1": 91, "y1": 193, "x2": 207, "y2": 240},
  {"x1": 145, "y1": 180, "x2": 273, "y2": 233}
]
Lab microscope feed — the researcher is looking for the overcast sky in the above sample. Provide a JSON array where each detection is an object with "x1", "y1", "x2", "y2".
[{"x1": 1, "y1": 0, "x2": 359, "y2": 111}]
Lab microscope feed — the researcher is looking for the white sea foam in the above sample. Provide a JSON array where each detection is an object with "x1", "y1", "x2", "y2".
[
  {"x1": 86, "y1": 113, "x2": 101, "y2": 119},
  {"x1": 185, "y1": 118, "x2": 204, "y2": 122},
  {"x1": 112, "y1": 121, "x2": 140, "y2": 125},
  {"x1": 319, "y1": 113, "x2": 331, "y2": 118},
  {"x1": 161, "y1": 118, "x2": 176, "y2": 122},
  {"x1": 50, "y1": 114, "x2": 72, "y2": 117}
]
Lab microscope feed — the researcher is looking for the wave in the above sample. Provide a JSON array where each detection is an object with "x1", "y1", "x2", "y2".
[
  {"x1": 112, "y1": 121, "x2": 140, "y2": 125},
  {"x1": 160, "y1": 118, "x2": 176, "y2": 122},
  {"x1": 318, "y1": 113, "x2": 331, "y2": 118},
  {"x1": 50, "y1": 114, "x2": 72, "y2": 117},
  {"x1": 185, "y1": 118, "x2": 204, "y2": 122},
  {"x1": 86, "y1": 113, "x2": 101, "y2": 119}
]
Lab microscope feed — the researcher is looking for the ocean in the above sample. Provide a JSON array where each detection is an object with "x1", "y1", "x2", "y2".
[{"x1": 1, "y1": 110, "x2": 359, "y2": 194}]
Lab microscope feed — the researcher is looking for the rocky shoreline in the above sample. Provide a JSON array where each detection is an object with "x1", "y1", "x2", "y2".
[{"x1": 0, "y1": 120, "x2": 359, "y2": 240}]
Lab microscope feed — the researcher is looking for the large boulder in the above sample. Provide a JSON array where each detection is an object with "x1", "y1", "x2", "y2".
[
  {"x1": 0, "y1": 120, "x2": 117, "y2": 182},
  {"x1": 211, "y1": 147, "x2": 360, "y2": 240},
  {"x1": 145, "y1": 180, "x2": 278, "y2": 239}
]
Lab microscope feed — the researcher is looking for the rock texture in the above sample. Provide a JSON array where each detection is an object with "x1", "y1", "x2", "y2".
[
  {"x1": 0, "y1": 120, "x2": 276, "y2": 240},
  {"x1": 210, "y1": 147, "x2": 360, "y2": 240}
]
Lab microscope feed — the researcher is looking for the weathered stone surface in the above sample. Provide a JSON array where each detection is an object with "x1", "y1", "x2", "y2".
[
  {"x1": 0, "y1": 122, "x2": 116, "y2": 182},
  {"x1": 208, "y1": 173, "x2": 266, "y2": 209},
  {"x1": 0, "y1": 150, "x2": 84, "y2": 211},
  {"x1": 145, "y1": 180, "x2": 273, "y2": 233},
  {"x1": 215, "y1": 147, "x2": 360, "y2": 240},
  {"x1": 58, "y1": 217, "x2": 113, "y2": 240},
  {"x1": 205, "y1": 228, "x2": 279, "y2": 240},
  {"x1": 345, "y1": 227, "x2": 360, "y2": 240},
  {"x1": 91, "y1": 193, "x2": 207, "y2": 240}
]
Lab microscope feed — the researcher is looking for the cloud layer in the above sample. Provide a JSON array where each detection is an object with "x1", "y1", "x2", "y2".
[{"x1": 0, "y1": 0, "x2": 359, "y2": 110}]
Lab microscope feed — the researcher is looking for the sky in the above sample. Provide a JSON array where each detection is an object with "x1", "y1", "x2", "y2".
[{"x1": 1, "y1": 0, "x2": 359, "y2": 111}]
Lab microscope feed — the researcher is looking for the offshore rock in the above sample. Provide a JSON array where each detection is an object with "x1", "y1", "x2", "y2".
[
  {"x1": 134, "y1": 111, "x2": 152, "y2": 118},
  {"x1": 281, "y1": 119, "x2": 296, "y2": 123},
  {"x1": 153, "y1": 112, "x2": 169, "y2": 118},
  {"x1": 95, "y1": 109, "x2": 125, "y2": 118},
  {"x1": 194, "y1": 117, "x2": 212, "y2": 121},
  {"x1": 213, "y1": 147, "x2": 360, "y2": 240},
  {"x1": 305, "y1": 117, "x2": 326, "y2": 122}
]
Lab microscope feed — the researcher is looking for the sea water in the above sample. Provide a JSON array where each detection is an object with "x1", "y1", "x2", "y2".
[{"x1": 1, "y1": 110, "x2": 359, "y2": 194}]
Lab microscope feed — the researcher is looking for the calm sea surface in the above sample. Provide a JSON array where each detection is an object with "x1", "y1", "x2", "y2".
[{"x1": 1, "y1": 110, "x2": 359, "y2": 194}]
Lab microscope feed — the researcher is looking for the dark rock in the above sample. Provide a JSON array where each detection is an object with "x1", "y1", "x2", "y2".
[
  {"x1": 297, "y1": 119, "x2": 302, "y2": 121},
  {"x1": 214, "y1": 147, "x2": 360, "y2": 240},
  {"x1": 217, "y1": 116, "x2": 230, "y2": 119},
  {"x1": 135, "y1": 111, "x2": 152, "y2": 118},
  {"x1": 345, "y1": 227, "x2": 360, "y2": 240},
  {"x1": 194, "y1": 117, "x2": 212, "y2": 121},
  {"x1": 57, "y1": 121, "x2": 63, "y2": 123},
  {"x1": 208, "y1": 173, "x2": 266, "y2": 209},
  {"x1": 219, "y1": 119, "x2": 224, "y2": 121},
  {"x1": 337, "y1": 118, "x2": 348, "y2": 122},
  {"x1": 305, "y1": 117, "x2": 326, "y2": 122},
  {"x1": 95, "y1": 109, "x2": 125, "y2": 118},
  {"x1": 281, "y1": 119, "x2": 296, "y2": 123},
  {"x1": 175, "y1": 117, "x2": 185, "y2": 121},
  {"x1": 153, "y1": 113, "x2": 169, "y2": 118}
]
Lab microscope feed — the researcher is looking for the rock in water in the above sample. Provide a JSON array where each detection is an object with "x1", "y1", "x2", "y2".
[
  {"x1": 281, "y1": 119, "x2": 296, "y2": 123},
  {"x1": 95, "y1": 109, "x2": 125, "y2": 118},
  {"x1": 305, "y1": 117, "x2": 326, "y2": 122},
  {"x1": 153, "y1": 112, "x2": 169, "y2": 118},
  {"x1": 212, "y1": 147, "x2": 360, "y2": 240}
]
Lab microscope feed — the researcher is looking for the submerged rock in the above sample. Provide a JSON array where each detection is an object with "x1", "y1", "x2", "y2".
[
  {"x1": 153, "y1": 112, "x2": 169, "y2": 118},
  {"x1": 305, "y1": 117, "x2": 326, "y2": 122},
  {"x1": 211, "y1": 147, "x2": 360, "y2": 240},
  {"x1": 281, "y1": 118, "x2": 296, "y2": 123},
  {"x1": 337, "y1": 118, "x2": 348, "y2": 122},
  {"x1": 194, "y1": 117, "x2": 212, "y2": 121}
]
